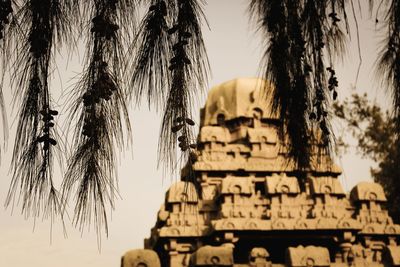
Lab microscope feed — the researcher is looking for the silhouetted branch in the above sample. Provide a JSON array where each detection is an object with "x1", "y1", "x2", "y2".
[
  {"x1": 5, "y1": 0, "x2": 72, "y2": 223},
  {"x1": 158, "y1": 0, "x2": 209, "y2": 175},
  {"x1": 249, "y1": 0, "x2": 349, "y2": 169},
  {"x1": 61, "y1": 0, "x2": 131, "y2": 239}
]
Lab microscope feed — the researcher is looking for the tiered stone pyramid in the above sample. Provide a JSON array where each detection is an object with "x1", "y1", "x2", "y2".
[{"x1": 122, "y1": 78, "x2": 400, "y2": 267}]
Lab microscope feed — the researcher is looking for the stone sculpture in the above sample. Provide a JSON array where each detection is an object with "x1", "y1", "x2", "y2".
[{"x1": 122, "y1": 78, "x2": 400, "y2": 266}]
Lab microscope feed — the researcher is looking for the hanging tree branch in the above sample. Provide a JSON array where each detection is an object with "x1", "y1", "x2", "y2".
[
  {"x1": 5, "y1": 0, "x2": 72, "y2": 221},
  {"x1": 302, "y1": 0, "x2": 334, "y2": 159},
  {"x1": 375, "y1": 0, "x2": 400, "y2": 186},
  {"x1": 0, "y1": 0, "x2": 14, "y2": 160},
  {"x1": 376, "y1": 1, "x2": 400, "y2": 131},
  {"x1": 249, "y1": 0, "x2": 349, "y2": 170},
  {"x1": 286, "y1": 0, "x2": 312, "y2": 169},
  {"x1": 61, "y1": 0, "x2": 132, "y2": 238},
  {"x1": 131, "y1": 0, "x2": 209, "y2": 176},
  {"x1": 159, "y1": 0, "x2": 209, "y2": 176},
  {"x1": 128, "y1": 0, "x2": 173, "y2": 108}
]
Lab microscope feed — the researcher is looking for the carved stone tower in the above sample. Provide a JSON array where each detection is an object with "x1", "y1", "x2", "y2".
[{"x1": 122, "y1": 78, "x2": 400, "y2": 267}]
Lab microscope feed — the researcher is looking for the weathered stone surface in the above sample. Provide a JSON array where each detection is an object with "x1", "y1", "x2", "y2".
[
  {"x1": 202, "y1": 79, "x2": 278, "y2": 126},
  {"x1": 190, "y1": 245, "x2": 234, "y2": 266},
  {"x1": 308, "y1": 176, "x2": 345, "y2": 195},
  {"x1": 249, "y1": 247, "x2": 271, "y2": 267},
  {"x1": 350, "y1": 182, "x2": 387, "y2": 202},
  {"x1": 121, "y1": 249, "x2": 161, "y2": 267},
  {"x1": 122, "y1": 78, "x2": 400, "y2": 267},
  {"x1": 384, "y1": 246, "x2": 400, "y2": 266},
  {"x1": 286, "y1": 246, "x2": 330, "y2": 267}
]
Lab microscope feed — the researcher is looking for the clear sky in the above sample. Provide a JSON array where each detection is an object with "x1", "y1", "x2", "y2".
[{"x1": 0, "y1": 1, "x2": 388, "y2": 266}]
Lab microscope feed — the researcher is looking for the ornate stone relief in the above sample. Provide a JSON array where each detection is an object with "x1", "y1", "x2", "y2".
[{"x1": 123, "y1": 78, "x2": 400, "y2": 267}]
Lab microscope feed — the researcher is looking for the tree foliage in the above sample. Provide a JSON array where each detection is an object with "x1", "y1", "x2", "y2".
[
  {"x1": 0, "y1": 0, "x2": 399, "y2": 238},
  {"x1": 334, "y1": 93, "x2": 400, "y2": 222},
  {"x1": 0, "y1": 0, "x2": 208, "y2": 238},
  {"x1": 249, "y1": 0, "x2": 347, "y2": 169}
]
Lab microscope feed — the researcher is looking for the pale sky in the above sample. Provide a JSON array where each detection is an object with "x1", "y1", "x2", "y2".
[{"x1": 0, "y1": 1, "x2": 387, "y2": 266}]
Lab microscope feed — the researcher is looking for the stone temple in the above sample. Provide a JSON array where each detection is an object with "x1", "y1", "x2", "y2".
[{"x1": 122, "y1": 78, "x2": 400, "y2": 267}]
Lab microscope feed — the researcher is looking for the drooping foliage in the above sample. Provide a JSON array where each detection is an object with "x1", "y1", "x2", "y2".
[
  {"x1": 128, "y1": 0, "x2": 172, "y2": 108},
  {"x1": 0, "y1": 0, "x2": 399, "y2": 241},
  {"x1": 0, "y1": 0, "x2": 208, "y2": 238},
  {"x1": 369, "y1": 2, "x2": 400, "y2": 222},
  {"x1": 0, "y1": 0, "x2": 13, "y2": 159},
  {"x1": 374, "y1": 1, "x2": 400, "y2": 184},
  {"x1": 375, "y1": 1, "x2": 400, "y2": 128},
  {"x1": 5, "y1": 0, "x2": 72, "y2": 221},
  {"x1": 60, "y1": 0, "x2": 133, "y2": 237},
  {"x1": 130, "y1": 0, "x2": 209, "y2": 176},
  {"x1": 248, "y1": 0, "x2": 348, "y2": 169}
]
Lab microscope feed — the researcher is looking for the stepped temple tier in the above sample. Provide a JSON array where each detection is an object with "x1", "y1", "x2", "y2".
[{"x1": 122, "y1": 78, "x2": 400, "y2": 267}]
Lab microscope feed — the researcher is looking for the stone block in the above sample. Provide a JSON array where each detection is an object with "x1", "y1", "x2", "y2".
[
  {"x1": 308, "y1": 177, "x2": 345, "y2": 195},
  {"x1": 121, "y1": 249, "x2": 160, "y2": 267},
  {"x1": 221, "y1": 176, "x2": 253, "y2": 195},
  {"x1": 202, "y1": 78, "x2": 278, "y2": 127},
  {"x1": 199, "y1": 126, "x2": 230, "y2": 143},
  {"x1": 190, "y1": 245, "x2": 233, "y2": 266},
  {"x1": 285, "y1": 246, "x2": 330, "y2": 267},
  {"x1": 249, "y1": 247, "x2": 271, "y2": 266},
  {"x1": 265, "y1": 174, "x2": 300, "y2": 194},
  {"x1": 166, "y1": 181, "x2": 198, "y2": 204},
  {"x1": 247, "y1": 128, "x2": 277, "y2": 144},
  {"x1": 350, "y1": 182, "x2": 387, "y2": 202}
]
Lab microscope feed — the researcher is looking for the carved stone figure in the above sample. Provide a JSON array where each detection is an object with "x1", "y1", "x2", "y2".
[{"x1": 123, "y1": 78, "x2": 400, "y2": 266}]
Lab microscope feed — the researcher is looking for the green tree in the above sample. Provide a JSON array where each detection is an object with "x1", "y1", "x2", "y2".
[{"x1": 334, "y1": 93, "x2": 400, "y2": 222}]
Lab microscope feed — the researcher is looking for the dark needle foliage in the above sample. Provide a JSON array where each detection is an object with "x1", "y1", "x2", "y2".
[
  {"x1": 249, "y1": 0, "x2": 348, "y2": 170},
  {"x1": 374, "y1": 2, "x2": 400, "y2": 212},
  {"x1": 0, "y1": 0, "x2": 13, "y2": 159},
  {"x1": 131, "y1": 0, "x2": 209, "y2": 176},
  {"x1": 375, "y1": 1, "x2": 400, "y2": 133},
  {"x1": 159, "y1": 0, "x2": 209, "y2": 175},
  {"x1": 0, "y1": 0, "x2": 400, "y2": 243},
  {"x1": 5, "y1": 0, "x2": 72, "y2": 221},
  {"x1": 61, "y1": 0, "x2": 131, "y2": 238},
  {"x1": 128, "y1": 0, "x2": 173, "y2": 108}
]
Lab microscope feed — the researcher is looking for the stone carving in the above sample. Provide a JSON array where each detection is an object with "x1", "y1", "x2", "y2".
[
  {"x1": 190, "y1": 245, "x2": 233, "y2": 266},
  {"x1": 286, "y1": 246, "x2": 330, "y2": 267},
  {"x1": 350, "y1": 182, "x2": 400, "y2": 235},
  {"x1": 249, "y1": 247, "x2": 271, "y2": 267},
  {"x1": 121, "y1": 249, "x2": 161, "y2": 267},
  {"x1": 202, "y1": 79, "x2": 278, "y2": 126},
  {"x1": 166, "y1": 181, "x2": 199, "y2": 204},
  {"x1": 122, "y1": 78, "x2": 400, "y2": 266}
]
